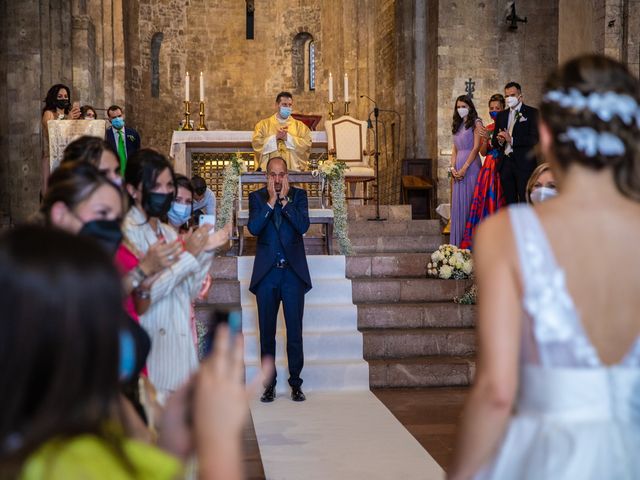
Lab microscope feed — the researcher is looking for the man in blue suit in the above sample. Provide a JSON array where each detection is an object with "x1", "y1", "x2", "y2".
[
  {"x1": 106, "y1": 105, "x2": 141, "y2": 175},
  {"x1": 248, "y1": 156, "x2": 312, "y2": 402}
]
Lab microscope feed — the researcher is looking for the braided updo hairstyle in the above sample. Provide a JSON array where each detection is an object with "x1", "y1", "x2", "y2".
[{"x1": 540, "y1": 54, "x2": 640, "y2": 201}]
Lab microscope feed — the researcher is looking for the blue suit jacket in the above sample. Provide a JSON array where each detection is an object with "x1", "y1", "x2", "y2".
[
  {"x1": 105, "y1": 126, "x2": 141, "y2": 158},
  {"x1": 248, "y1": 186, "x2": 312, "y2": 294}
]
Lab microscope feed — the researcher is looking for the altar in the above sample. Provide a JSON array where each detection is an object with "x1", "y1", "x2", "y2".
[{"x1": 169, "y1": 130, "x2": 328, "y2": 196}]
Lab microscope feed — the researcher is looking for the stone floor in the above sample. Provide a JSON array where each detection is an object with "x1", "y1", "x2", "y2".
[{"x1": 241, "y1": 387, "x2": 468, "y2": 478}]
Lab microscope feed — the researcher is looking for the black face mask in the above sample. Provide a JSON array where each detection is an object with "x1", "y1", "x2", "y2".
[
  {"x1": 55, "y1": 99, "x2": 70, "y2": 111},
  {"x1": 79, "y1": 219, "x2": 123, "y2": 256},
  {"x1": 144, "y1": 192, "x2": 173, "y2": 218}
]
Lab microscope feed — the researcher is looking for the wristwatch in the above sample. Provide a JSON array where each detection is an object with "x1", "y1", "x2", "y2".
[
  {"x1": 129, "y1": 265, "x2": 148, "y2": 289},
  {"x1": 281, "y1": 195, "x2": 291, "y2": 203}
]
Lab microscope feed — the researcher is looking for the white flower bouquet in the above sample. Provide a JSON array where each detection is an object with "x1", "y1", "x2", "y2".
[
  {"x1": 318, "y1": 159, "x2": 348, "y2": 179},
  {"x1": 427, "y1": 244, "x2": 473, "y2": 280}
]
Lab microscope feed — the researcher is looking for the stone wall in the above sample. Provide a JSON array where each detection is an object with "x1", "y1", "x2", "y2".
[
  {"x1": 434, "y1": 0, "x2": 559, "y2": 205},
  {"x1": 3, "y1": 0, "x2": 640, "y2": 223}
]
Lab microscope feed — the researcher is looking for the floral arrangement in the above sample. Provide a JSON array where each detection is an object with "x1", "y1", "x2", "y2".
[
  {"x1": 216, "y1": 153, "x2": 247, "y2": 230},
  {"x1": 454, "y1": 284, "x2": 477, "y2": 305},
  {"x1": 427, "y1": 244, "x2": 473, "y2": 279},
  {"x1": 316, "y1": 159, "x2": 353, "y2": 255}
]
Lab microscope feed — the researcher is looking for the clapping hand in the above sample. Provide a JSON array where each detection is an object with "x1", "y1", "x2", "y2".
[
  {"x1": 184, "y1": 225, "x2": 212, "y2": 257},
  {"x1": 205, "y1": 222, "x2": 232, "y2": 252}
]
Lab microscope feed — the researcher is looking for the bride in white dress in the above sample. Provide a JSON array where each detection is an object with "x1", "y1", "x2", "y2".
[{"x1": 449, "y1": 55, "x2": 640, "y2": 479}]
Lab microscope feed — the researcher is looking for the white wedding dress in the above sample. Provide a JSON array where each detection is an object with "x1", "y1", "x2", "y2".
[{"x1": 474, "y1": 205, "x2": 640, "y2": 479}]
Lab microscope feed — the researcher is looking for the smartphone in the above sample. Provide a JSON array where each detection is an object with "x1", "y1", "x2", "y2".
[
  {"x1": 202, "y1": 308, "x2": 242, "y2": 357},
  {"x1": 199, "y1": 214, "x2": 216, "y2": 231}
]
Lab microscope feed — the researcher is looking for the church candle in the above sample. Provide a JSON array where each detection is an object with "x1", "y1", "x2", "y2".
[
  {"x1": 329, "y1": 73, "x2": 334, "y2": 102},
  {"x1": 344, "y1": 73, "x2": 349, "y2": 102},
  {"x1": 199, "y1": 72, "x2": 204, "y2": 102},
  {"x1": 185, "y1": 72, "x2": 190, "y2": 102}
]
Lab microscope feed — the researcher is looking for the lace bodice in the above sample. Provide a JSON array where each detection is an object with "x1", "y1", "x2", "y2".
[{"x1": 509, "y1": 205, "x2": 640, "y2": 368}]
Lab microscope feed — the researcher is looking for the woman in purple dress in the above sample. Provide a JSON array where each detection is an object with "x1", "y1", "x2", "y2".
[{"x1": 450, "y1": 95, "x2": 483, "y2": 246}]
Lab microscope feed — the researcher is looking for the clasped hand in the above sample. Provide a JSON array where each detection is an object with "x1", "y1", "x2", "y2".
[
  {"x1": 496, "y1": 129, "x2": 511, "y2": 145},
  {"x1": 276, "y1": 126, "x2": 288, "y2": 141}
]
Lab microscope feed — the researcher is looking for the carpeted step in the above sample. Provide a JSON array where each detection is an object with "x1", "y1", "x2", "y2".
[
  {"x1": 242, "y1": 303, "x2": 358, "y2": 333},
  {"x1": 357, "y1": 302, "x2": 476, "y2": 329},
  {"x1": 351, "y1": 277, "x2": 473, "y2": 303},
  {"x1": 368, "y1": 355, "x2": 476, "y2": 388},
  {"x1": 361, "y1": 328, "x2": 476, "y2": 358}
]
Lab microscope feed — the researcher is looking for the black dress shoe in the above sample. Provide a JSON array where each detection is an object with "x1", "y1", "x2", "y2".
[
  {"x1": 260, "y1": 385, "x2": 276, "y2": 403},
  {"x1": 291, "y1": 386, "x2": 306, "y2": 402}
]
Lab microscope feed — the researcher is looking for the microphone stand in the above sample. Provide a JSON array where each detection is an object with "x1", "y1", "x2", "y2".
[{"x1": 361, "y1": 95, "x2": 386, "y2": 222}]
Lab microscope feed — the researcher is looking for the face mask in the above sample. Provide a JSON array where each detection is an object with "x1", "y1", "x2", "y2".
[
  {"x1": 111, "y1": 176, "x2": 123, "y2": 187},
  {"x1": 457, "y1": 107, "x2": 469, "y2": 118},
  {"x1": 167, "y1": 202, "x2": 191, "y2": 227},
  {"x1": 506, "y1": 96, "x2": 519, "y2": 109},
  {"x1": 279, "y1": 106, "x2": 292, "y2": 119},
  {"x1": 78, "y1": 219, "x2": 123, "y2": 255},
  {"x1": 530, "y1": 186, "x2": 557, "y2": 204},
  {"x1": 489, "y1": 111, "x2": 499, "y2": 120},
  {"x1": 144, "y1": 192, "x2": 173, "y2": 218},
  {"x1": 111, "y1": 117, "x2": 125, "y2": 130},
  {"x1": 55, "y1": 99, "x2": 70, "y2": 111}
]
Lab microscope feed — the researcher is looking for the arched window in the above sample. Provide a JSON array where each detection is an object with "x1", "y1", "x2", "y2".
[
  {"x1": 308, "y1": 41, "x2": 316, "y2": 90},
  {"x1": 292, "y1": 32, "x2": 314, "y2": 93},
  {"x1": 150, "y1": 32, "x2": 164, "y2": 98}
]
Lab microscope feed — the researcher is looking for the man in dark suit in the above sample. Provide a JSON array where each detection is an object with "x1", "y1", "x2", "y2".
[
  {"x1": 491, "y1": 82, "x2": 539, "y2": 204},
  {"x1": 248, "y1": 156, "x2": 311, "y2": 403},
  {"x1": 105, "y1": 104, "x2": 141, "y2": 175}
]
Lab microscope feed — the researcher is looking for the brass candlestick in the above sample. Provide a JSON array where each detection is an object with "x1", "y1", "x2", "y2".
[
  {"x1": 328, "y1": 101, "x2": 335, "y2": 120},
  {"x1": 197, "y1": 101, "x2": 207, "y2": 130},
  {"x1": 344, "y1": 101, "x2": 350, "y2": 115},
  {"x1": 182, "y1": 101, "x2": 193, "y2": 131}
]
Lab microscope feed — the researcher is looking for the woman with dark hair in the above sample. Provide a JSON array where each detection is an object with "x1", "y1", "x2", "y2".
[
  {"x1": 61, "y1": 135, "x2": 121, "y2": 184},
  {"x1": 449, "y1": 55, "x2": 640, "y2": 479},
  {"x1": 41, "y1": 84, "x2": 82, "y2": 189},
  {"x1": 460, "y1": 94, "x2": 507, "y2": 249},
  {"x1": 0, "y1": 226, "x2": 261, "y2": 479},
  {"x1": 167, "y1": 174, "x2": 195, "y2": 230},
  {"x1": 123, "y1": 149, "x2": 231, "y2": 400},
  {"x1": 450, "y1": 95, "x2": 484, "y2": 246},
  {"x1": 81, "y1": 104, "x2": 98, "y2": 119}
]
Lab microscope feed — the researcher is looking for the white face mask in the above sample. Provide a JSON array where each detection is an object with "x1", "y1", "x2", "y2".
[
  {"x1": 506, "y1": 96, "x2": 520, "y2": 109},
  {"x1": 457, "y1": 107, "x2": 469, "y2": 118},
  {"x1": 530, "y1": 186, "x2": 557, "y2": 204}
]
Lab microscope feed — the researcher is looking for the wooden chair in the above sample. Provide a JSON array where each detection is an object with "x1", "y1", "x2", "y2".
[{"x1": 325, "y1": 115, "x2": 375, "y2": 203}]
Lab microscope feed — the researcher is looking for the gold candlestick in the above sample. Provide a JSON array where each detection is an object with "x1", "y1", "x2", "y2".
[
  {"x1": 197, "y1": 101, "x2": 207, "y2": 130},
  {"x1": 328, "y1": 101, "x2": 335, "y2": 120},
  {"x1": 344, "y1": 101, "x2": 350, "y2": 115},
  {"x1": 182, "y1": 101, "x2": 193, "y2": 131}
]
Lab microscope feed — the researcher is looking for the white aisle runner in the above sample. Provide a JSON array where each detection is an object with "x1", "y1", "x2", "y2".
[{"x1": 238, "y1": 256, "x2": 444, "y2": 480}]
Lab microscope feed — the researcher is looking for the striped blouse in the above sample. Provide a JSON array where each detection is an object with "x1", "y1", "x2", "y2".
[{"x1": 122, "y1": 206, "x2": 213, "y2": 399}]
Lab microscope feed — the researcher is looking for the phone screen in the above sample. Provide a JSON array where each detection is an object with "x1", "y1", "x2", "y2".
[{"x1": 199, "y1": 214, "x2": 216, "y2": 230}]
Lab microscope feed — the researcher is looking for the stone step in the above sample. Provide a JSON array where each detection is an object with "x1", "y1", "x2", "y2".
[
  {"x1": 351, "y1": 278, "x2": 473, "y2": 303},
  {"x1": 368, "y1": 356, "x2": 475, "y2": 388},
  {"x1": 338, "y1": 235, "x2": 442, "y2": 254},
  {"x1": 346, "y1": 253, "x2": 432, "y2": 278},
  {"x1": 199, "y1": 279, "x2": 240, "y2": 305},
  {"x1": 209, "y1": 256, "x2": 237, "y2": 280},
  {"x1": 345, "y1": 219, "x2": 441, "y2": 237},
  {"x1": 245, "y1": 359, "x2": 370, "y2": 394},
  {"x1": 362, "y1": 328, "x2": 476, "y2": 359},
  {"x1": 347, "y1": 205, "x2": 412, "y2": 221},
  {"x1": 357, "y1": 302, "x2": 476, "y2": 329}
]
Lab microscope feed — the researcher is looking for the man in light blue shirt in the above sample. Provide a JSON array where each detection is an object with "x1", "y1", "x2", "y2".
[{"x1": 191, "y1": 175, "x2": 216, "y2": 216}]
